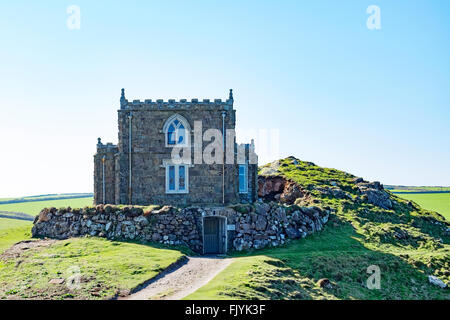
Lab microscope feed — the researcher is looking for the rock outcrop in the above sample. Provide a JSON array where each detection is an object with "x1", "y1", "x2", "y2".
[
  {"x1": 355, "y1": 180, "x2": 393, "y2": 209},
  {"x1": 258, "y1": 176, "x2": 308, "y2": 205}
]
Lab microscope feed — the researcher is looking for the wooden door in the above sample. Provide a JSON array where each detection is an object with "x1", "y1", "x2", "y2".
[{"x1": 204, "y1": 217, "x2": 220, "y2": 254}]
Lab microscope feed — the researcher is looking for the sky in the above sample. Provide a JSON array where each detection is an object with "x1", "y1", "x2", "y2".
[{"x1": 0, "y1": 0, "x2": 449, "y2": 197}]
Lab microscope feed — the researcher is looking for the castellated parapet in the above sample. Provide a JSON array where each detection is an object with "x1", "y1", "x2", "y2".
[{"x1": 120, "y1": 88, "x2": 234, "y2": 111}]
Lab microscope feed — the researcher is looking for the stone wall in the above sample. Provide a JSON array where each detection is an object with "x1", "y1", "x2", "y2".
[{"x1": 32, "y1": 202, "x2": 330, "y2": 253}]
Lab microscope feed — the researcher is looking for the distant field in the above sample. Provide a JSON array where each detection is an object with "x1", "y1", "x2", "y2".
[
  {"x1": 0, "y1": 218, "x2": 32, "y2": 253},
  {"x1": 0, "y1": 217, "x2": 32, "y2": 231},
  {"x1": 0, "y1": 197, "x2": 93, "y2": 217},
  {"x1": 394, "y1": 193, "x2": 450, "y2": 220},
  {"x1": 0, "y1": 197, "x2": 93, "y2": 252},
  {"x1": 386, "y1": 185, "x2": 450, "y2": 193},
  {"x1": 0, "y1": 193, "x2": 93, "y2": 205}
]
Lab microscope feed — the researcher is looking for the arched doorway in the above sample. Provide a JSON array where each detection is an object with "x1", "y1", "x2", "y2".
[{"x1": 202, "y1": 216, "x2": 227, "y2": 254}]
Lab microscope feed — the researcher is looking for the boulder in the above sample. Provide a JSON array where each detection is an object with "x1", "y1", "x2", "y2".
[
  {"x1": 255, "y1": 216, "x2": 267, "y2": 231},
  {"x1": 317, "y1": 278, "x2": 333, "y2": 289},
  {"x1": 428, "y1": 275, "x2": 447, "y2": 288},
  {"x1": 357, "y1": 181, "x2": 392, "y2": 209},
  {"x1": 285, "y1": 227, "x2": 301, "y2": 239}
]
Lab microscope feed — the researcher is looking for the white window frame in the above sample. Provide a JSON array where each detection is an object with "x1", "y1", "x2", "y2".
[
  {"x1": 165, "y1": 163, "x2": 189, "y2": 194},
  {"x1": 162, "y1": 114, "x2": 191, "y2": 148},
  {"x1": 239, "y1": 164, "x2": 248, "y2": 194}
]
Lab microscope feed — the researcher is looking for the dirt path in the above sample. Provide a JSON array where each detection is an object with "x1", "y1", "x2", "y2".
[
  {"x1": 0, "y1": 239, "x2": 56, "y2": 260},
  {"x1": 121, "y1": 256, "x2": 233, "y2": 300}
]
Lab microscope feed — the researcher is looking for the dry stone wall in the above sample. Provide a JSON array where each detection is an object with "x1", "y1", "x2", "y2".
[{"x1": 32, "y1": 202, "x2": 330, "y2": 253}]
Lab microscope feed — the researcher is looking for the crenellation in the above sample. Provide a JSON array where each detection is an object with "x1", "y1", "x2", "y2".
[
  {"x1": 96, "y1": 139, "x2": 118, "y2": 153},
  {"x1": 119, "y1": 95, "x2": 232, "y2": 111}
]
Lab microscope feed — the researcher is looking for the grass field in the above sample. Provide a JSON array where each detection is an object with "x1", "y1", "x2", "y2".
[
  {"x1": 0, "y1": 195, "x2": 93, "y2": 254},
  {"x1": 386, "y1": 186, "x2": 450, "y2": 193},
  {"x1": 0, "y1": 218, "x2": 32, "y2": 253},
  {"x1": 393, "y1": 193, "x2": 450, "y2": 221},
  {"x1": 0, "y1": 193, "x2": 93, "y2": 203},
  {"x1": 0, "y1": 237, "x2": 185, "y2": 299},
  {"x1": 0, "y1": 197, "x2": 93, "y2": 217}
]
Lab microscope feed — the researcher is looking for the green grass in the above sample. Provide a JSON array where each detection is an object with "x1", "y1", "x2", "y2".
[
  {"x1": 0, "y1": 218, "x2": 32, "y2": 253},
  {"x1": 187, "y1": 223, "x2": 449, "y2": 300},
  {"x1": 188, "y1": 157, "x2": 450, "y2": 300},
  {"x1": 0, "y1": 199, "x2": 187, "y2": 300},
  {"x1": 0, "y1": 237, "x2": 185, "y2": 300},
  {"x1": 0, "y1": 197, "x2": 93, "y2": 217},
  {"x1": 393, "y1": 193, "x2": 450, "y2": 220}
]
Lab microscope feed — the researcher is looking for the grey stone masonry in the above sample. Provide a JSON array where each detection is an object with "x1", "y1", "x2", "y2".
[
  {"x1": 94, "y1": 89, "x2": 258, "y2": 206},
  {"x1": 32, "y1": 203, "x2": 330, "y2": 253},
  {"x1": 93, "y1": 139, "x2": 118, "y2": 205}
]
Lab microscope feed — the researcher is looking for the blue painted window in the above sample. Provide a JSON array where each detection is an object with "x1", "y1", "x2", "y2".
[
  {"x1": 168, "y1": 165, "x2": 175, "y2": 191},
  {"x1": 239, "y1": 165, "x2": 248, "y2": 193},
  {"x1": 166, "y1": 164, "x2": 188, "y2": 193},
  {"x1": 177, "y1": 124, "x2": 185, "y2": 144},
  {"x1": 165, "y1": 116, "x2": 188, "y2": 146},
  {"x1": 168, "y1": 124, "x2": 176, "y2": 145},
  {"x1": 179, "y1": 165, "x2": 185, "y2": 190}
]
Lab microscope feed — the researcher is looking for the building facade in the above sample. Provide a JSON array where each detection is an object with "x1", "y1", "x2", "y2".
[{"x1": 94, "y1": 89, "x2": 258, "y2": 206}]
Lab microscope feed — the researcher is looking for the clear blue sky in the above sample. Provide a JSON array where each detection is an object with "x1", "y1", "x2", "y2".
[{"x1": 0, "y1": 0, "x2": 449, "y2": 197}]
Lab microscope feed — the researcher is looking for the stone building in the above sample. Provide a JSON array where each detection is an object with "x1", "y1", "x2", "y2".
[{"x1": 94, "y1": 89, "x2": 258, "y2": 207}]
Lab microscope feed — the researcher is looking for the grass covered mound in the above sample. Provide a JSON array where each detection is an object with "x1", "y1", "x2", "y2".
[
  {"x1": 0, "y1": 237, "x2": 185, "y2": 300},
  {"x1": 187, "y1": 157, "x2": 449, "y2": 300}
]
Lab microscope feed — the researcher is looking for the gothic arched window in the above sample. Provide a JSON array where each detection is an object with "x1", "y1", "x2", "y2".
[{"x1": 163, "y1": 114, "x2": 190, "y2": 147}]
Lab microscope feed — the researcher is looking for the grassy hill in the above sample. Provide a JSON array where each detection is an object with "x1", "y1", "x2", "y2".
[{"x1": 187, "y1": 157, "x2": 450, "y2": 300}]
